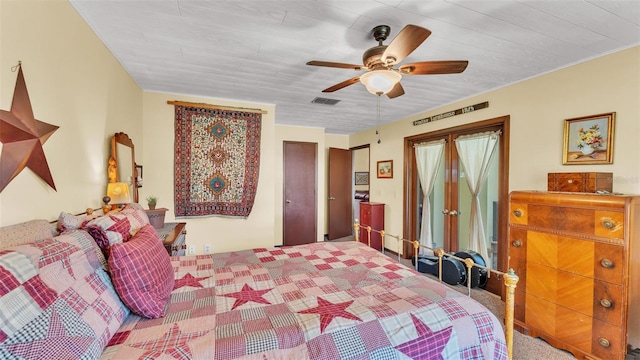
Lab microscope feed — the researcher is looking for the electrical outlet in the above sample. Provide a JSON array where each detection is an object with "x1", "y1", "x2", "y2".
[
  {"x1": 204, "y1": 244, "x2": 211, "y2": 254},
  {"x1": 188, "y1": 245, "x2": 195, "y2": 255}
]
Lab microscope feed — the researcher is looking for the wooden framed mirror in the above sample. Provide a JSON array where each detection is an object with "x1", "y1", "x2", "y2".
[{"x1": 109, "y1": 132, "x2": 139, "y2": 203}]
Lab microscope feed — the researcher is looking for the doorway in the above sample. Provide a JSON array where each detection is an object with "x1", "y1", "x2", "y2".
[
  {"x1": 404, "y1": 116, "x2": 510, "y2": 295},
  {"x1": 351, "y1": 144, "x2": 370, "y2": 228},
  {"x1": 283, "y1": 141, "x2": 317, "y2": 246}
]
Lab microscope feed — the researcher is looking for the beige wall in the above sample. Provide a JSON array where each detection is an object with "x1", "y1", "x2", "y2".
[
  {"x1": 351, "y1": 46, "x2": 640, "y2": 240},
  {"x1": 0, "y1": 0, "x2": 142, "y2": 225}
]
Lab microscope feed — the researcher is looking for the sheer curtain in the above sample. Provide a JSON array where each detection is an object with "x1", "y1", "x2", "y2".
[
  {"x1": 454, "y1": 131, "x2": 500, "y2": 260},
  {"x1": 414, "y1": 139, "x2": 445, "y2": 254}
]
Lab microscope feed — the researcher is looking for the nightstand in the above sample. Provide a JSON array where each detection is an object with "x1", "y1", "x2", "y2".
[{"x1": 155, "y1": 222, "x2": 187, "y2": 256}]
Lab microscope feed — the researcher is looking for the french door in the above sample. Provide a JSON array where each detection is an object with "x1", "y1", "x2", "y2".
[{"x1": 404, "y1": 116, "x2": 509, "y2": 295}]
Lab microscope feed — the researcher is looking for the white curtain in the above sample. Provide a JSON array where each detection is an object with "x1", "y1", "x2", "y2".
[
  {"x1": 414, "y1": 139, "x2": 445, "y2": 254},
  {"x1": 454, "y1": 131, "x2": 500, "y2": 260}
]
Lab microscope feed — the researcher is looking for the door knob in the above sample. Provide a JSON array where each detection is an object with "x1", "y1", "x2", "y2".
[
  {"x1": 449, "y1": 210, "x2": 459, "y2": 216},
  {"x1": 285, "y1": 200, "x2": 292, "y2": 203},
  {"x1": 328, "y1": 196, "x2": 336, "y2": 200},
  {"x1": 442, "y1": 209, "x2": 449, "y2": 214}
]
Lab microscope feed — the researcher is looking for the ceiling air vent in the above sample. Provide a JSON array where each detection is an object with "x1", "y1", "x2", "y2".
[{"x1": 311, "y1": 97, "x2": 341, "y2": 105}]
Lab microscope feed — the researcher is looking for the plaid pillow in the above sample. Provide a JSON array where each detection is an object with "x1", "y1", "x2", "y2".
[
  {"x1": 0, "y1": 229, "x2": 128, "y2": 359},
  {"x1": 108, "y1": 224, "x2": 174, "y2": 318}
]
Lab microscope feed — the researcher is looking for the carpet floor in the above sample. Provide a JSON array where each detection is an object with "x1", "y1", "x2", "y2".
[{"x1": 329, "y1": 237, "x2": 576, "y2": 359}]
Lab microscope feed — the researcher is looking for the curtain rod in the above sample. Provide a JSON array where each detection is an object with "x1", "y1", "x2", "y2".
[{"x1": 167, "y1": 100, "x2": 268, "y2": 114}]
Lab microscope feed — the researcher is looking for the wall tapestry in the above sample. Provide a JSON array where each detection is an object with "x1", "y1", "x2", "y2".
[
  {"x1": 174, "y1": 105, "x2": 261, "y2": 218},
  {"x1": 0, "y1": 62, "x2": 58, "y2": 192}
]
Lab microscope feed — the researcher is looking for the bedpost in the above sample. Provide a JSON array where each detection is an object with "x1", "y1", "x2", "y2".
[
  {"x1": 354, "y1": 221, "x2": 360, "y2": 242},
  {"x1": 504, "y1": 268, "x2": 519, "y2": 360}
]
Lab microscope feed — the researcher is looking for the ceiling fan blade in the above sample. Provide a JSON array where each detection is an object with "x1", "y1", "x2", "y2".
[
  {"x1": 386, "y1": 83, "x2": 405, "y2": 99},
  {"x1": 381, "y1": 25, "x2": 431, "y2": 65},
  {"x1": 322, "y1": 76, "x2": 361, "y2": 93},
  {"x1": 399, "y1": 60, "x2": 469, "y2": 75},
  {"x1": 307, "y1": 61, "x2": 364, "y2": 70}
]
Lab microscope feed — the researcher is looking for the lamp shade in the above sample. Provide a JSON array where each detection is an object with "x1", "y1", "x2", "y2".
[
  {"x1": 359, "y1": 70, "x2": 402, "y2": 95},
  {"x1": 107, "y1": 182, "x2": 132, "y2": 205}
]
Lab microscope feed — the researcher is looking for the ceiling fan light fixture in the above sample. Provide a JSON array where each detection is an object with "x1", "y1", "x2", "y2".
[{"x1": 360, "y1": 70, "x2": 401, "y2": 95}]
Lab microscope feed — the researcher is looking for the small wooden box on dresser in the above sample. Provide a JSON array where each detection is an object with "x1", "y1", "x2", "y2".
[{"x1": 508, "y1": 191, "x2": 639, "y2": 360}]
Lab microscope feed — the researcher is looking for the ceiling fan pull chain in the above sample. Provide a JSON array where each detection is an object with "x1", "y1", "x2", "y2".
[{"x1": 376, "y1": 94, "x2": 382, "y2": 144}]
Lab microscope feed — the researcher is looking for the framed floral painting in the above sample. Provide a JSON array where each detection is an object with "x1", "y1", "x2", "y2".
[
  {"x1": 563, "y1": 112, "x2": 615, "y2": 165},
  {"x1": 377, "y1": 160, "x2": 393, "y2": 178}
]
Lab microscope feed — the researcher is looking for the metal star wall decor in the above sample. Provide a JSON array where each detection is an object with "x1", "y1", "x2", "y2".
[{"x1": 0, "y1": 63, "x2": 58, "y2": 192}]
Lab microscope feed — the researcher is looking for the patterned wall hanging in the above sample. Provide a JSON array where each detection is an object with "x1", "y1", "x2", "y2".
[
  {"x1": 173, "y1": 104, "x2": 262, "y2": 218},
  {"x1": 0, "y1": 62, "x2": 59, "y2": 192}
]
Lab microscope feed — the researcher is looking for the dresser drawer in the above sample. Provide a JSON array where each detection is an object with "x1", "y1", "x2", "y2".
[
  {"x1": 525, "y1": 294, "x2": 593, "y2": 353},
  {"x1": 593, "y1": 280, "x2": 623, "y2": 326},
  {"x1": 593, "y1": 242, "x2": 624, "y2": 284},
  {"x1": 594, "y1": 210, "x2": 624, "y2": 240},
  {"x1": 509, "y1": 202, "x2": 528, "y2": 225},
  {"x1": 591, "y1": 318, "x2": 625, "y2": 359}
]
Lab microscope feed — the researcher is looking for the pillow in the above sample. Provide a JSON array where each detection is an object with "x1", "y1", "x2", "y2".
[
  {"x1": 108, "y1": 224, "x2": 174, "y2": 318},
  {"x1": 123, "y1": 202, "x2": 145, "y2": 211},
  {"x1": 0, "y1": 229, "x2": 129, "y2": 358},
  {"x1": 0, "y1": 219, "x2": 57, "y2": 250},
  {"x1": 83, "y1": 207, "x2": 150, "y2": 257},
  {"x1": 57, "y1": 211, "x2": 98, "y2": 232}
]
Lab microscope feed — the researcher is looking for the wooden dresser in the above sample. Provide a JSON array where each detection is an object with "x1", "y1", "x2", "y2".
[{"x1": 508, "y1": 191, "x2": 639, "y2": 359}]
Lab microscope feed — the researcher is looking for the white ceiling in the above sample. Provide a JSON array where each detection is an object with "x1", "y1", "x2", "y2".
[{"x1": 70, "y1": 0, "x2": 640, "y2": 135}]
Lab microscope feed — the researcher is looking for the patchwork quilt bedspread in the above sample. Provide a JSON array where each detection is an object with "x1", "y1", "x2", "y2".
[{"x1": 102, "y1": 241, "x2": 508, "y2": 359}]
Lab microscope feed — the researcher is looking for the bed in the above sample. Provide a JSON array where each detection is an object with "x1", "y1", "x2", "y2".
[{"x1": 0, "y1": 209, "x2": 511, "y2": 359}]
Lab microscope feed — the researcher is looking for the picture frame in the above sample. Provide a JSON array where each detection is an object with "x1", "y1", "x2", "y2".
[
  {"x1": 377, "y1": 160, "x2": 393, "y2": 178},
  {"x1": 563, "y1": 112, "x2": 615, "y2": 165},
  {"x1": 354, "y1": 171, "x2": 369, "y2": 185}
]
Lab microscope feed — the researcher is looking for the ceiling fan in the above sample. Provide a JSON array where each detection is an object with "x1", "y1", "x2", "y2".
[{"x1": 307, "y1": 24, "x2": 469, "y2": 98}]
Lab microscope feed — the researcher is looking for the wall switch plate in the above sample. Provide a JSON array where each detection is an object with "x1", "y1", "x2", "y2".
[
  {"x1": 204, "y1": 244, "x2": 211, "y2": 254},
  {"x1": 188, "y1": 245, "x2": 195, "y2": 255}
]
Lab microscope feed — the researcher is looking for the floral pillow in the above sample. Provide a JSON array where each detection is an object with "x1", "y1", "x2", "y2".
[
  {"x1": 0, "y1": 219, "x2": 57, "y2": 251},
  {"x1": 0, "y1": 229, "x2": 129, "y2": 358},
  {"x1": 56, "y1": 211, "x2": 99, "y2": 232}
]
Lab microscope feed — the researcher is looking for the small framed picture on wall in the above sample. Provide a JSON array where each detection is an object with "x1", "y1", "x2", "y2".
[
  {"x1": 377, "y1": 160, "x2": 393, "y2": 179},
  {"x1": 355, "y1": 172, "x2": 369, "y2": 185},
  {"x1": 562, "y1": 112, "x2": 615, "y2": 165}
]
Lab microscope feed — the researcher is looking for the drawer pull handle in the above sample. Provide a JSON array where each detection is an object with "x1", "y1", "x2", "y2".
[
  {"x1": 598, "y1": 338, "x2": 610, "y2": 348},
  {"x1": 513, "y1": 210, "x2": 522, "y2": 217},
  {"x1": 600, "y1": 259, "x2": 614, "y2": 268},
  {"x1": 602, "y1": 220, "x2": 615, "y2": 229},
  {"x1": 600, "y1": 299, "x2": 613, "y2": 308},
  {"x1": 567, "y1": 179, "x2": 573, "y2": 183},
  {"x1": 512, "y1": 240, "x2": 522, "y2": 248}
]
